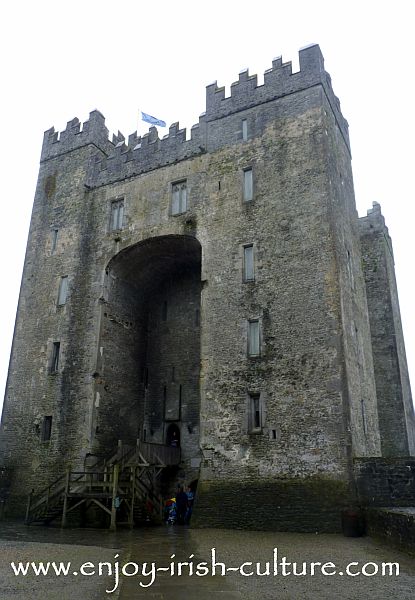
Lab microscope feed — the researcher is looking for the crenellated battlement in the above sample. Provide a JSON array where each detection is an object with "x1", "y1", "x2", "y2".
[
  {"x1": 204, "y1": 44, "x2": 347, "y2": 136},
  {"x1": 86, "y1": 114, "x2": 209, "y2": 188},
  {"x1": 42, "y1": 45, "x2": 349, "y2": 186},
  {"x1": 359, "y1": 202, "x2": 388, "y2": 234},
  {"x1": 41, "y1": 110, "x2": 114, "y2": 162}
]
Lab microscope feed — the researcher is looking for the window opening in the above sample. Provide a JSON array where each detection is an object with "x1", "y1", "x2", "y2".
[
  {"x1": 242, "y1": 119, "x2": 248, "y2": 141},
  {"x1": 248, "y1": 319, "x2": 260, "y2": 356},
  {"x1": 110, "y1": 199, "x2": 124, "y2": 231},
  {"x1": 50, "y1": 342, "x2": 60, "y2": 373},
  {"x1": 171, "y1": 180, "x2": 187, "y2": 215},
  {"x1": 57, "y1": 276, "x2": 68, "y2": 305},
  {"x1": 243, "y1": 244, "x2": 254, "y2": 281},
  {"x1": 41, "y1": 416, "x2": 52, "y2": 441},
  {"x1": 243, "y1": 168, "x2": 253, "y2": 201}
]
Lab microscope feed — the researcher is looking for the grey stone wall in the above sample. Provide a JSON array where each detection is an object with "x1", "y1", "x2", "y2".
[
  {"x1": 0, "y1": 145, "x2": 101, "y2": 513},
  {"x1": 365, "y1": 508, "x2": 415, "y2": 554},
  {"x1": 0, "y1": 44, "x2": 411, "y2": 529},
  {"x1": 354, "y1": 458, "x2": 415, "y2": 506},
  {"x1": 359, "y1": 203, "x2": 415, "y2": 456}
]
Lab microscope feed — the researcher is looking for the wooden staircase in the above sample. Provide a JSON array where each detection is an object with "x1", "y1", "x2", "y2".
[{"x1": 25, "y1": 441, "x2": 180, "y2": 529}]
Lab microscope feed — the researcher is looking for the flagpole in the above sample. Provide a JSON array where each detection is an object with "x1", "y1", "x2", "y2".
[{"x1": 137, "y1": 108, "x2": 141, "y2": 138}]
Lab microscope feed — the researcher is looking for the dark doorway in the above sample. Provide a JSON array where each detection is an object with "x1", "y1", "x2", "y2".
[{"x1": 166, "y1": 423, "x2": 180, "y2": 448}]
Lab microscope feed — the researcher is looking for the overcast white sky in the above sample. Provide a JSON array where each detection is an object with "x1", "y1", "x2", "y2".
[{"x1": 0, "y1": 0, "x2": 413, "y2": 415}]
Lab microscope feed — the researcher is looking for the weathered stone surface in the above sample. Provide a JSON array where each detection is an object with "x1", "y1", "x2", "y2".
[
  {"x1": 359, "y1": 203, "x2": 415, "y2": 456},
  {"x1": 0, "y1": 44, "x2": 413, "y2": 528}
]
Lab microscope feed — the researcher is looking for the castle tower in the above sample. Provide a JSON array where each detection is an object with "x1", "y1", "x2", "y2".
[
  {"x1": 1, "y1": 45, "x2": 412, "y2": 530},
  {"x1": 359, "y1": 202, "x2": 415, "y2": 456}
]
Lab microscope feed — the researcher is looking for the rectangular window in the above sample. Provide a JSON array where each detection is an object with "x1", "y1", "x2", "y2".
[
  {"x1": 41, "y1": 416, "x2": 52, "y2": 442},
  {"x1": 51, "y1": 229, "x2": 59, "y2": 253},
  {"x1": 57, "y1": 276, "x2": 68, "y2": 305},
  {"x1": 50, "y1": 342, "x2": 60, "y2": 373},
  {"x1": 110, "y1": 199, "x2": 124, "y2": 231},
  {"x1": 162, "y1": 301, "x2": 168, "y2": 321},
  {"x1": 171, "y1": 180, "x2": 187, "y2": 215},
  {"x1": 248, "y1": 319, "x2": 260, "y2": 357},
  {"x1": 248, "y1": 393, "x2": 261, "y2": 433},
  {"x1": 243, "y1": 244, "x2": 254, "y2": 282},
  {"x1": 242, "y1": 119, "x2": 248, "y2": 141},
  {"x1": 243, "y1": 168, "x2": 253, "y2": 201}
]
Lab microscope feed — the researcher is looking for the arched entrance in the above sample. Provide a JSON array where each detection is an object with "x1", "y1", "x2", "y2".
[{"x1": 94, "y1": 235, "x2": 202, "y2": 482}]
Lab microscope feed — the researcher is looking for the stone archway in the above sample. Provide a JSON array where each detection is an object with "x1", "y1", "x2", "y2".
[{"x1": 94, "y1": 235, "x2": 202, "y2": 480}]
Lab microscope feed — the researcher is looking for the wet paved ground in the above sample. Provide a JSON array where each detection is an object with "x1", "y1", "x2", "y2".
[{"x1": 0, "y1": 521, "x2": 414, "y2": 599}]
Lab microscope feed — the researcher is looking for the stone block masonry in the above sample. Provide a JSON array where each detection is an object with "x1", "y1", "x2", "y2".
[{"x1": 1, "y1": 44, "x2": 414, "y2": 530}]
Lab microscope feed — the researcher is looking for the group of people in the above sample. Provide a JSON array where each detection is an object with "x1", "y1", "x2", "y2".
[{"x1": 165, "y1": 485, "x2": 194, "y2": 525}]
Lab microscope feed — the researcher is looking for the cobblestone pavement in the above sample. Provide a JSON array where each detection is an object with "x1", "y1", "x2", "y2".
[{"x1": 0, "y1": 522, "x2": 414, "y2": 599}]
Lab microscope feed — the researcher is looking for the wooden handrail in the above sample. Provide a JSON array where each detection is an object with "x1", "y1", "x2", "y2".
[
  {"x1": 31, "y1": 474, "x2": 65, "y2": 504},
  {"x1": 26, "y1": 440, "x2": 180, "y2": 526}
]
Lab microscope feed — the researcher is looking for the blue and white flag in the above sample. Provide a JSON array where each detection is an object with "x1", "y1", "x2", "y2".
[{"x1": 141, "y1": 111, "x2": 166, "y2": 127}]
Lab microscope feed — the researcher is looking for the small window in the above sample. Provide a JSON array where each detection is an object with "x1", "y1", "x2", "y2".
[
  {"x1": 243, "y1": 244, "x2": 254, "y2": 282},
  {"x1": 57, "y1": 276, "x2": 68, "y2": 306},
  {"x1": 51, "y1": 229, "x2": 59, "y2": 253},
  {"x1": 143, "y1": 367, "x2": 149, "y2": 389},
  {"x1": 248, "y1": 319, "x2": 260, "y2": 357},
  {"x1": 162, "y1": 301, "x2": 168, "y2": 321},
  {"x1": 171, "y1": 180, "x2": 187, "y2": 215},
  {"x1": 41, "y1": 416, "x2": 53, "y2": 442},
  {"x1": 242, "y1": 119, "x2": 248, "y2": 141},
  {"x1": 110, "y1": 199, "x2": 124, "y2": 231},
  {"x1": 50, "y1": 342, "x2": 60, "y2": 373},
  {"x1": 248, "y1": 393, "x2": 261, "y2": 433},
  {"x1": 243, "y1": 168, "x2": 253, "y2": 201}
]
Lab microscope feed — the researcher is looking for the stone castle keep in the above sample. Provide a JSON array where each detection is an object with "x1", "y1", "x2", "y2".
[{"x1": 1, "y1": 44, "x2": 414, "y2": 531}]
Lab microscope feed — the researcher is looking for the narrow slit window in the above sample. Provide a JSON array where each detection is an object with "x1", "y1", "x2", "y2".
[
  {"x1": 51, "y1": 229, "x2": 59, "y2": 253},
  {"x1": 110, "y1": 199, "x2": 124, "y2": 231},
  {"x1": 243, "y1": 168, "x2": 253, "y2": 201},
  {"x1": 248, "y1": 319, "x2": 260, "y2": 357},
  {"x1": 50, "y1": 342, "x2": 60, "y2": 373},
  {"x1": 171, "y1": 180, "x2": 187, "y2": 215},
  {"x1": 57, "y1": 276, "x2": 68, "y2": 305},
  {"x1": 242, "y1": 119, "x2": 248, "y2": 141},
  {"x1": 243, "y1": 244, "x2": 254, "y2": 282},
  {"x1": 41, "y1": 416, "x2": 52, "y2": 442},
  {"x1": 249, "y1": 393, "x2": 261, "y2": 433},
  {"x1": 162, "y1": 301, "x2": 168, "y2": 321}
]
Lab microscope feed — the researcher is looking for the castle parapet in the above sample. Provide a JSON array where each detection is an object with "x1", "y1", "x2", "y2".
[
  {"x1": 43, "y1": 45, "x2": 349, "y2": 187},
  {"x1": 205, "y1": 44, "x2": 348, "y2": 150},
  {"x1": 41, "y1": 110, "x2": 113, "y2": 162}
]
